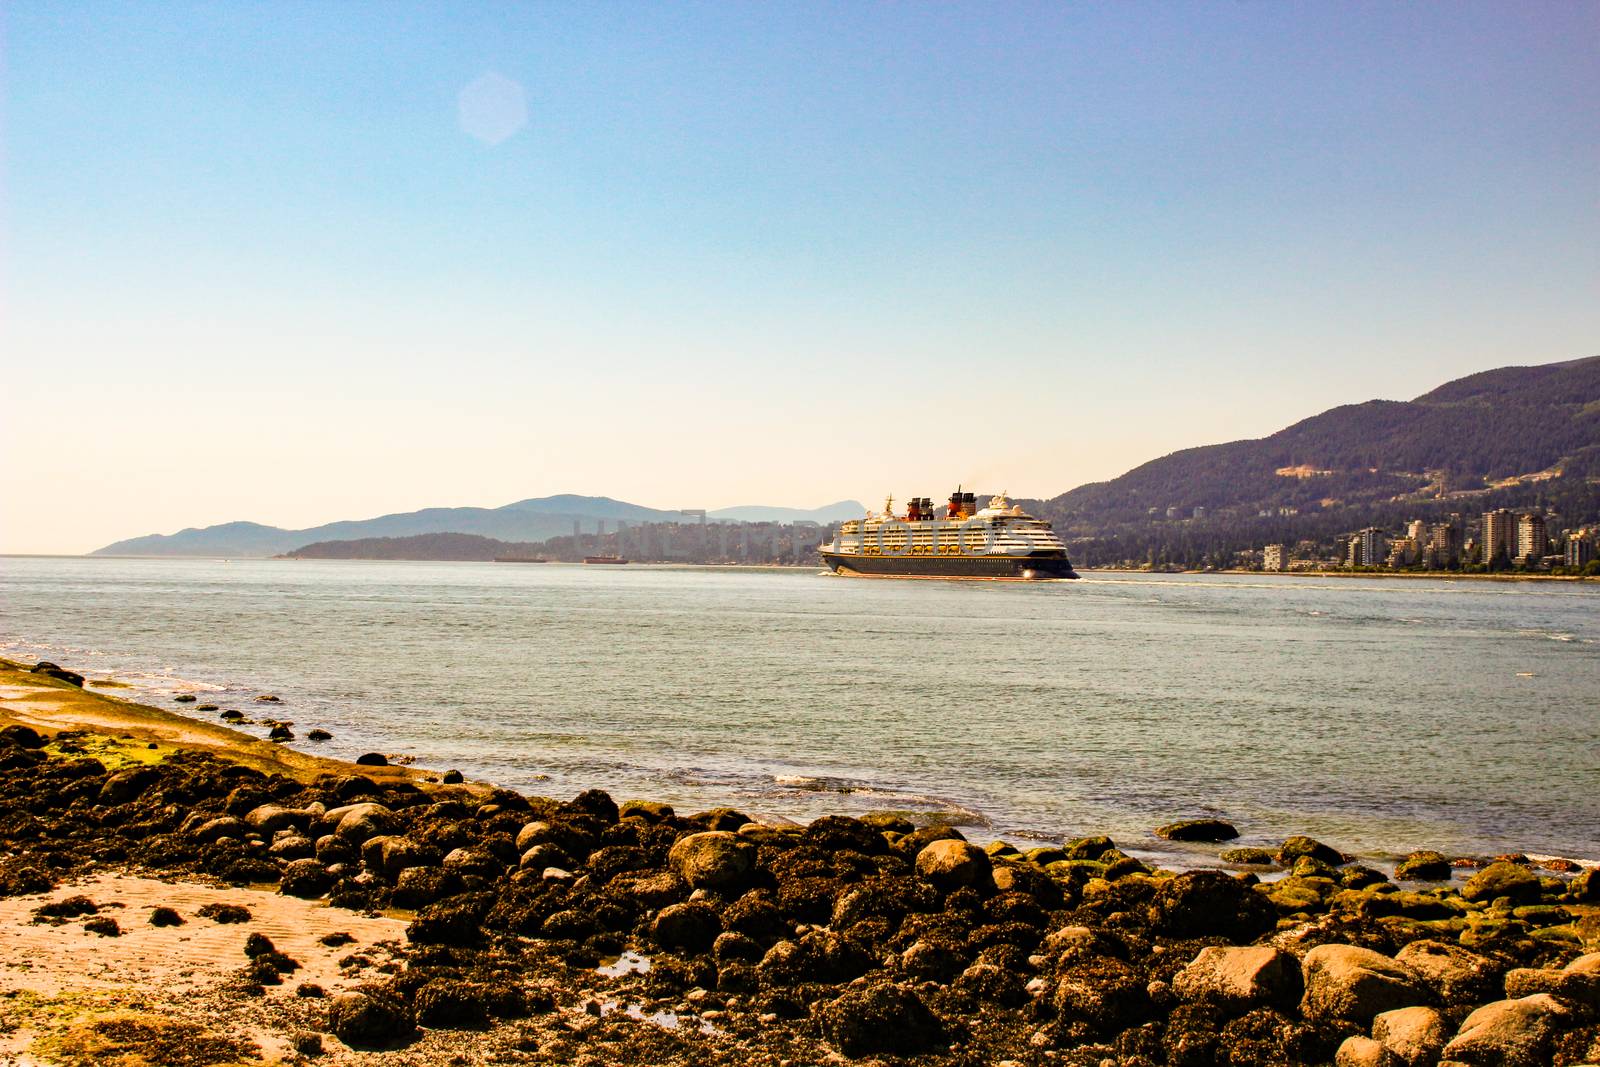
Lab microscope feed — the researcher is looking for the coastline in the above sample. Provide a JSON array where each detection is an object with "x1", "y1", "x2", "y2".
[
  {"x1": 1, "y1": 656, "x2": 1597, "y2": 1065},
  {"x1": 1084, "y1": 567, "x2": 1595, "y2": 584}
]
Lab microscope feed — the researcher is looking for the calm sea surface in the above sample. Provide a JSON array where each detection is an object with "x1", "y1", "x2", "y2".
[{"x1": 2, "y1": 557, "x2": 1597, "y2": 864}]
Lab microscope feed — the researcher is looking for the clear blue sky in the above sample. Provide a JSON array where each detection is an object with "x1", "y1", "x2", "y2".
[{"x1": 3, "y1": 2, "x2": 1596, "y2": 552}]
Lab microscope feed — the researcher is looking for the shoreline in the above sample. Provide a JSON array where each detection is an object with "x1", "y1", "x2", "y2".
[
  {"x1": 2, "y1": 656, "x2": 1598, "y2": 1064},
  {"x1": 1084, "y1": 566, "x2": 1594, "y2": 584}
]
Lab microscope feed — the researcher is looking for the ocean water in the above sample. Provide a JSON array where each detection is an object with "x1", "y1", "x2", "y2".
[{"x1": 2, "y1": 556, "x2": 1597, "y2": 865}]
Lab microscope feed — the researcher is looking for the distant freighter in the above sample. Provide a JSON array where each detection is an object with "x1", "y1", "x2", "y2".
[
  {"x1": 819, "y1": 490, "x2": 1078, "y2": 580},
  {"x1": 583, "y1": 555, "x2": 629, "y2": 565}
]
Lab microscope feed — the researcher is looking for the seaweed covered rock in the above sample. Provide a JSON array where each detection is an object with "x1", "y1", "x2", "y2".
[
  {"x1": 817, "y1": 982, "x2": 943, "y2": 1057},
  {"x1": 667, "y1": 831, "x2": 754, "y2": 890},
  {"x1": 328, "y1": 989, "x2": 414, "y2": 1049},
  {"x1": 1151, "y1": 869, "x2": 1275, "y2": 942},
  {"x1": 1300, "y1": 944, "x2": 1431, "y2": 1024},
  {"x1": 1460, "y1": 861, "x2": 1542, "y2": 904},
  {"x1": 1155, "y1": 818, "x2": 1240, "y2": 842},
  {"x1": 1441, "y1": 993, "x2": 1571, "y2": 1066}
]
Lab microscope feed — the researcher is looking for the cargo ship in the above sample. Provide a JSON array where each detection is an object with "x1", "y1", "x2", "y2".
[
  {"x1": 583, "y1": 555, "x2": 629, "y2": 565},
  {"x1": 819, "y1": 490, "x2": 1078, "y2": 580}
]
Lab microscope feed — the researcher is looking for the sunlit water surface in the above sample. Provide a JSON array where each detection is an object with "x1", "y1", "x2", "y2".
[{"x1": 3, "y1": 557, "x2": 1597, "y2": 864}]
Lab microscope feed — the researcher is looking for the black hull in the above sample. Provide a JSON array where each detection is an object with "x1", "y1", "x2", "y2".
[{"x1": 821, "y1": 551, "x2": 1078, "y2": 580}]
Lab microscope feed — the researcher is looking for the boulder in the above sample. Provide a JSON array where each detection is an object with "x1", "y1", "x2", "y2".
[
  {"x1": 193, "y1": 816, "x2": 250, "y2": 843},
  {"x1": 361, "y1": 836, "x2": 435, "y2": 880},
  {"x1": 1065, "y1": 835, "x2": 1116, "y2": 860},
  {"x1": 245, "y1": 804, "x2": 313, "y2": 834},
  {"x1": 1503, "y1": 964, "x2": 1600, "y2": 1006},
  {"x1": 914, "y1": 839, "x2": 991, "y2": 890},
  {"x1": 0, "y1": 725, "x2": 46, "y2": 749},
  {"x1": 667, "y1": 831, "x2": 755, "y2": 890},
  {"x1": 619, "y1": 800, "x2": 674, "y2": 822},
  {"x1": 1300, "y1": 944, "x2": 1431, "y2": 1024},
  {"x1": 1336, "y1": 1035, "x2": 1401, "y2": 1067},
  {"x1": 328, "y1": 991, "x2": 414, "y2": 1049},
  {"x1": 651, "y1": 901, "x2": 720, "y2": 953},
  {"x1": 1394, "y1": 850, "x2": 1452, "y2": 882},
  {"x1": 1460, "y1": 861, "x2": 1541, "y2": 904},
  {"x1": 1155, "y1": 818, "x2": 1240, "y2": 842},
  {"x1": 98, "y1": 767, "x2": 160, "y2": 805},
  {"x1": 1394, "y1": 940, "x2": 1501, "y2": 1008},
  {"x1": 1372, "y1": 1005, "x2": 1448, "y2": 1067},
  {"x1": 333, "y1": 804, "x2": 399, "y2": 845},
  {"x1": 280, "y1": 859, "x2": 330, "y2": 899},
  {"x1": 30, "y1": 662, "x2": 84, "y2": 687},
  {"x1": 1566, "y1": 867, "x2": 1599, "y2": 902},
  {"x1": 1052, "y1": 956, "x2": 1150, "y2": 1034},
  {"x1": 1221, "y1": 847, "x2": 1279, "y2": 865},
  {"x1": 355, "y1": 753, "x2": 388, "y2": 767},
  {"x1": 1441, "y1": 994, "x2": 1570, "y2": 1066},
  {"x1": 393, "y1": 866, "x2": 464, "y2": 909},
  {"x1": 1150, "y1": 869, "x2": 1275, "y2": 942},
  {"x1": 817, "y1": 983, "x2": 943, "y2": 1057},
  {"x1": 1277, "y1": 835, "x2": 1347, "y2": 866},
  {"x1": 413, "y1": 979, "x2": 491, "y2": 1029},
  {"x1": 1173, "y1": 945, "x2": 1302, "y2": 1012}
]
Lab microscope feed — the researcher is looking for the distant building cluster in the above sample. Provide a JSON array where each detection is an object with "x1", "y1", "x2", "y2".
[
  {"x1": 1259, "y1": 509, "x2": 1595, "y2": 574},
  {"x1": 549, "y1": 517, "x2": 830, "y2": 565}
]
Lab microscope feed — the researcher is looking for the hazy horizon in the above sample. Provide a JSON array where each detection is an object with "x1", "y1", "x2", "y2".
[{"x1": 5, "y1": 3, "x2": 1597, "y2": 554}]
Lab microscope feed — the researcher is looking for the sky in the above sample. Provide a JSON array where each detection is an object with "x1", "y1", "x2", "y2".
[{"x1": 2, "y1": 2, "x2": 1597, "y2": 554}]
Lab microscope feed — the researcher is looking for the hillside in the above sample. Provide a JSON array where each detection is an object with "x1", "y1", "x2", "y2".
[
  {"x1": 285, "y1": 533, "x2": 539, "y2": 561},
  {"x1": 1029, "y1": 356, "x2": 1600, "y2": 564},
  {"x1": 92, "y1": 495, "x2": 865, "y2": 558}
]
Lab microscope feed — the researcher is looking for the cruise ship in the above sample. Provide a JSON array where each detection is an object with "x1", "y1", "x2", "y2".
[{"x1": 819, "y1": 489, "x2": 1078, "y2": 580}]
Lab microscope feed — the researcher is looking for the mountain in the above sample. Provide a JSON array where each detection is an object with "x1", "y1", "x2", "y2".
[
  {"x1": 709, "y1": 501, "x2": 865, "y2": 524},
  {"x1": 92, "y1": 494, "x2": 869, "y2": 558},
  {"x1": 1029, "y1": 355, "x2": 1600, "y2": 565}
]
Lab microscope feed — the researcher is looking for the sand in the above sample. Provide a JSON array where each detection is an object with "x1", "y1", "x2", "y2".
[{"x1": 0, "y1": 873, "x2": 407, "y2": 1066}]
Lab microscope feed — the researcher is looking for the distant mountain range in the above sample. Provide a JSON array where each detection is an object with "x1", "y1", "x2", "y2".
[
  {"x1": 91, "y1": 496, "x2": 866, "y2": 558},
  {"x1": 1025, "y1": 355, "x2": 1600, "y2": 564}
]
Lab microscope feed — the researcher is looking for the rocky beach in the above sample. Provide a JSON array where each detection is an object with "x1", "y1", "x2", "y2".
[{"x1": 1, "y1": 655, "x2": 1597, "y2": 1067}]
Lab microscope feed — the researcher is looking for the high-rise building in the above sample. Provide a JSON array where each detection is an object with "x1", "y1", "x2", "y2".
[
  {"x1": 1354, "y1": 527, "x2": 1386, "y2": 567},
  {"x1": 1516, "y1": 513, "x2": 1548, "y2": 563},
  {"x1": 1263, "y1": 544, "x2": 1288, "y2": 572},
  {"x1": 1426, "y1": 523, "x2": 1461, "y2": 569},
  {"x1": 1481, "y1": 509, "x2": 1517, "y2": 564},
  {"x1": 1407, "y1": 519, "x2": 1427, "y2": 545},
  {"x1": 1387, "y1": 538, "x2": 1417, "y2": 568},
  {"x1": 1567, "y1": 532, "x2": 1594, "y2": 568}
]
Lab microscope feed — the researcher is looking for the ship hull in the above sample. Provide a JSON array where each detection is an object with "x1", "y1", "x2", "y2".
[{"x1": 820, "y1": 551, "x2": 1078, "y2": 580}]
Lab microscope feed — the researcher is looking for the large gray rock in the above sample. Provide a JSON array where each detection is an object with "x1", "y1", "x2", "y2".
[
  {"x1": 1301, "y1": 944, "x2": 1431, "y2": 1024},
  {"x1": 667, "y1": 831, "x2": 755, "y2": 889},
  {"x1": 1394, "y1": 940, "x2": 1502, "y2": 1008},
  {"x1": 1172, "y1": 945, "x2": 1302, "y2": 1011},
  {"x1": 1441, "y1": 994, "x2": 1569, "y2": 1066},
  {"x1": 914, "y1": 839, "x2": 991, "y2": 889},
  {"x1": 1460, "y1": 861, "x2": 1541, "y2": 904},
  {"x1": 1372, "y1": 1005, "x2": 1448, "y2": 1067}
]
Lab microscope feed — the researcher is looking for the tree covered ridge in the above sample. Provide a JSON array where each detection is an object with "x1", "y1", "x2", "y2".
[{"x1": 1039, "y1": 356, "x2": 1599, "y2": 524}]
